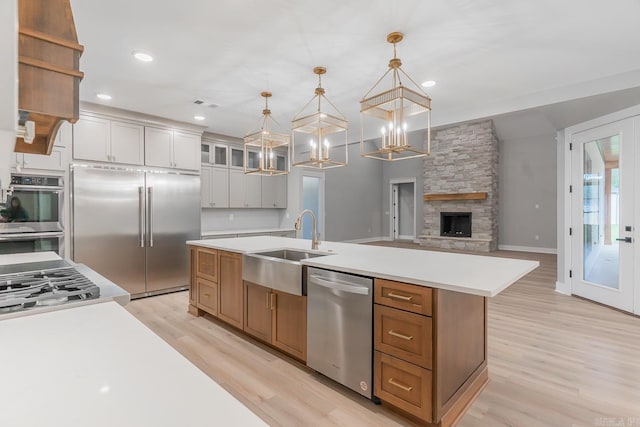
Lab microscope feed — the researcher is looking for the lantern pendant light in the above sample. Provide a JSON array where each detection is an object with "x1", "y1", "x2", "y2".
[
  {"x1": 360, "y1": 32, "x2": 432, "y2": 161},
  {"x1": 243, "y1": 92, "x2": 290, "y2": 176},
  {"x1": 291, "y1": 67, "x2": 348, "y2": 169}
]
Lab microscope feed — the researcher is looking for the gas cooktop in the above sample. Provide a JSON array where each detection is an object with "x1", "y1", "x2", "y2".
[{"x1": 0, "y1": 266, "x2": 100, "y2": 314}]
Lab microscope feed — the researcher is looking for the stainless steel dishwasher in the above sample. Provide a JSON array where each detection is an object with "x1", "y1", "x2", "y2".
[{"x1": 306, "y1": 267, "x2": 373, "y2": 399}]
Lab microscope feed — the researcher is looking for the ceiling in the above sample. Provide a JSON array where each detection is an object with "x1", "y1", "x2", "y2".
[{"x1": 71, "y1": 0, "x2": 640, "y2": 140}]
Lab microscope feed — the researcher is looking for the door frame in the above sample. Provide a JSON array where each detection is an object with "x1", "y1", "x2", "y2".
[
  {"x1": 562, "y1": 104, "x2": 640, "y2": 314},
  {"x1": 388, "y1": 178, "x2": 418, "y2": 242},
  {"x1": 299, "y1": 170, "x2": 326, "y2": 241}
]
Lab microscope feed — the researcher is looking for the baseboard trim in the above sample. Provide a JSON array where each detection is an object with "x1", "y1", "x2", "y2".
[
  {"x1": 498, "y1": 245, "x2": 557, "y2": 254},
  {"x1": 341, "y1": 236, "x2": 388, "y2": 244},
  {"x1": 555, "y1": 281, "x2": 571, "y2": 295}
]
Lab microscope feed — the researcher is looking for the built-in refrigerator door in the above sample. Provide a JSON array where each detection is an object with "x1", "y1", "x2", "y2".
[
  {"x1": 145, "y1": 172, "x2": 200, "y2": 293},
  {"x1": 72, "y1": 167, "x2": 146, "y2": 295}
]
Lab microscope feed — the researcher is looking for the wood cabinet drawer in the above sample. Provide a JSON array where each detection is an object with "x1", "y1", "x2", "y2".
[
  {"x1": 374, "y1": 351, "x2": 432, "y2": 422},
  {"x1": 375, "y1": 278, "x2": 432, "y2": 316},
  {"x1": 197, "y1": 278, "x2": 218, "y2": 316},
  {"x1": 196, "y1": 248, "x2": 218, "y2": 282},
  {"x1": 375, "y1": 305, "x2": 432, "y2": 369}
]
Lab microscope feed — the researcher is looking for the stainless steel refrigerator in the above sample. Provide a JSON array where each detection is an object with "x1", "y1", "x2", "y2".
[{"x1": 71, "y1": 165, "x2": 200, "y2": 297}]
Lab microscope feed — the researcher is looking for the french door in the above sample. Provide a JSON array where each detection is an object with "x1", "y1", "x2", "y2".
[{"x1": 571, "y1": 117, "x2": 637, "y2": 313}]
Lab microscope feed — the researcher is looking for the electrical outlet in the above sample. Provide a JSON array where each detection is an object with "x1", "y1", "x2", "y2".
[
  {"x1": 535, "y1": 235, "x2": 539, "y2": 240},
  {"x1": 368, "y1": 228, "x2": 372, "y2": 233},
  {"x1": 229, "y1": 214, "x2": 234, "y2": 221},
  {"x1": 285, "y1": 212, "x2": 290, "y2": 219},
  {"x1": 535, "y1": 204, "x2": 539, "y2": 209}
]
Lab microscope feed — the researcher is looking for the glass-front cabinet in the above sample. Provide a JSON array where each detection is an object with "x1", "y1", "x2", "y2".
[{"x1": 201, "y1": 142, "x2": 229, "y2": 167}]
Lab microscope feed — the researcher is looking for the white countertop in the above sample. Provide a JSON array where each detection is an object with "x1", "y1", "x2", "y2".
[
  {"x1": 0, "y1": 301, "x2": 267, "y2": 427},
  {"x1": 201, "y1": 227, "x2": 296, "y2": 237},
  {"x1": 0, "y1": 250, "x2": 62, "y2": 266},
  {"x1": 187, "y1": 236, "x2": 539, "y2": 297}
]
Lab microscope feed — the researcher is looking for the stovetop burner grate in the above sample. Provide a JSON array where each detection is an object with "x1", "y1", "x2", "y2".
[{"x1": 0, "y1": 267, "x2": 101, "y2": 313}]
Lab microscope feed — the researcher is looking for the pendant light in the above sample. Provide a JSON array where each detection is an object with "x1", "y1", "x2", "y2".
[
  {"x1": 243, "y1": 92, "x2": 290, "y2": 176},
  {"x1": 360, "y1": 32, "x2": 432, "y2": 161},
  {"x1": 292, "y1": 67, "x2": 348, "y2": 169}
]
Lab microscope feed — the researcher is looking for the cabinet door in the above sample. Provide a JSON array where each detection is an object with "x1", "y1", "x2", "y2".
[
  {"x1": 213, "y1": 144, "x2": 228, "y2": 167},
  {"x1": 189, "y1": 247, "x2": 197, "y2": 307},
  {"x1": 217, "y1": 251, "x2": 243, "y2": 329},
  {"x1": 244, "y1": 281, "x2": 272, "y2": 342},
  {"x1": 173, "y1": 131, "x2": 201, "y2": 170},
  {"x1": 73, "y1": 116, "x2": 110, "y2": 162},
  {"x1": 274, "y1": 175, "x2": 287, "y2": 208},
  {"x1": 261, "y1": 176, "x2": 276, "y2": 208},
  {"x1": 245, "y1": 173, "x2": 262, "y2": 208},
  {"x1": 211, "y1": 167, "x2": 229, "y2": 208},
  {"x1": 22, "y1": 147, "x2": 66, "y2": 171},
  {"x1": 230, "y1": 147, "x2": 244, "y2": 169},
  {"x1": 144, "y1": 127, "x2": 173, "y2": 168},
  {"x1": 229, "y1": 169, "x2": 246, "y2": 208},
  {"x1": 197, "y1": 277, "x2": 218, "y2": 316},
  {"x1": 272, "y1": 291, "x2": 307, "y2": 361},
  {"x1": 196, "y1": 247, "x2": 218, "y2": 283},
  {"x1": 110, "y1": 121, "x2": 144, "y2": 165},
  {"x1": 200, "y1": 166, "x2": 212, "y2": 208}
]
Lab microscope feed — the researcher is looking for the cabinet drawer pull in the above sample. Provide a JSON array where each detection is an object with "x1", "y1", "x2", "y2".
[
  {"x1": 388, "y1": 330, "x2": 413, "y2": 341},
  {"x1": 388, "y1": 378, "x2": 413, "y2": 392},
  {"x1": 387, "y1": 292, "x2": 413, "y2": 301}
]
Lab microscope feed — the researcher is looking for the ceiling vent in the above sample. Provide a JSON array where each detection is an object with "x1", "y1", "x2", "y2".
[{"x1": 193, "y1": 100, "x2": 204, "y2": 105}]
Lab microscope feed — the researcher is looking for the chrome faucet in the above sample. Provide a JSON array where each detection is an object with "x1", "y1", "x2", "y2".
[{"x1": 295, "y1": 209, "x2": 320, "y2": 250}]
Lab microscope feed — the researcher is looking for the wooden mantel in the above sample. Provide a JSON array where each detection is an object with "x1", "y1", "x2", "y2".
[{"x1": 424, "y1": 192, "x2": 488, "y2": 202}]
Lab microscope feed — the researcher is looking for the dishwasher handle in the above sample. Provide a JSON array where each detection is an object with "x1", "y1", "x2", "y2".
[{"x1": 309, "y1": 275, "x2": 370, "y2": 295}]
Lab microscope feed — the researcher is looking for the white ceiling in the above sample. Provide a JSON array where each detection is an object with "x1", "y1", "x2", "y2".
[{"x1": 71, "y1": 0, "x2": 640, "y2": 139}]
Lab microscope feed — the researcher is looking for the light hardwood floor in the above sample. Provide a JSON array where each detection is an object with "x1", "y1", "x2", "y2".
[{"x1": 126, "y1": 245, "x2": 640, "y2": 427}]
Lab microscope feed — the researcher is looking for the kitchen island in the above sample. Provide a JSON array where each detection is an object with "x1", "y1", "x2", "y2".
[{"x1": 187, "y1": 236, "x2": 539, "y2": 427}]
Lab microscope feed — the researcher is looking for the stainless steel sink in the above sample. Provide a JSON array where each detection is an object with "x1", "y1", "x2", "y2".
[{"x1": 242, "y1": 249, "x2": 330, "y2": 296}]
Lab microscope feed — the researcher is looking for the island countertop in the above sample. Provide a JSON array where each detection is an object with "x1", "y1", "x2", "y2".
[
  {"x1": 187, "y1": 236, "x2": 539, "y2": 297},
  {"x1": 0, "y1": 301, "x2": 267, "y2": 427}
]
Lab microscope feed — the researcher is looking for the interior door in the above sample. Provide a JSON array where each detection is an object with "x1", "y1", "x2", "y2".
[
  {"x1": 72, "y1": 167, "x2": 146, "y2": 295},
  {"x1": 571, "y1": 118, "x2": 635, "y2": 312},
  {"x1": 391, "y1": 184, "x2": 399, "y2": 240},
  {"x1": 145, "y1": 172, "x2": 201, "y2": 293}
]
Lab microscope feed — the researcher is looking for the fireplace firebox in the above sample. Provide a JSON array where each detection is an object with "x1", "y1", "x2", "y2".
[{"x1": 440, "y1": 212, "x2": 472, "y2": 238}]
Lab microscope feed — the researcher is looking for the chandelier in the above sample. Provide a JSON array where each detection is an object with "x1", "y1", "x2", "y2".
[
  {"x1": 360, "y1": 32, "x2": 431, "y2": 161},
  {"x1": 291, "y1": 67, "x2": 348, "y2": 169},
  {"x1": 244, "y1": 91, "x2": 290, "y2": 176}
]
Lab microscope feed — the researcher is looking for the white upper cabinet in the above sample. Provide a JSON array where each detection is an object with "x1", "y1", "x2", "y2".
[
  {"x1": 110, "y1": 121, "x2": 144, "y2": 165},
  {"x1": 145, "y1": 128, "x2": 200, "y2": 170},
  {"x1": 73, "y1": 116, "x2": 144, "y2": 165},
  {"x1": 19, "y1": 147, "x2": 66, "y2": 172},
  {"x1": 201, "y1": 166, "x2": 213, "y2": 208},
  {"x1": 211, "y1": 167, "x2": 229, "y2": 208},
  {"x1": 173, "y1": 131, "x2": 200, "y2": 170},
  {"x1": 73, "y1": 116, "x2": 110, "y2": 162},
  {"x1": 144, "y1": 127, "x2": 173, "y2": 168},
  {"x1": 261, "y1": 175, "x2": 287, "y2": 208},
  {"x1": 230, "y1": 169, "x2": 260, "y2": 208}
]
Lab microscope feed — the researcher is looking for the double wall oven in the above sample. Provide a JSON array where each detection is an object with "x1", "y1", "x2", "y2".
[{"x1": 0, "y1": 174, "x2": 64, "y2": 255}]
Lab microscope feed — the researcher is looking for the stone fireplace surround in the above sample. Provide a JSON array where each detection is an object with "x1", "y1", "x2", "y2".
[{"x1": 420, "y1": 120, "x2": 498, "y2": 252}]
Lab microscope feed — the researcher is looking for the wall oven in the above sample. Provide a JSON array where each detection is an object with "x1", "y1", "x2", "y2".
[
  {"x1": 0, "y1": 232, "x2": 64, "y2": 255},
  {"x1": 0, "y1": 174, "x2": 65, "y2": 256},
  {"x1": 1, "y1": 174, "x2": 64, "y2": 233}
]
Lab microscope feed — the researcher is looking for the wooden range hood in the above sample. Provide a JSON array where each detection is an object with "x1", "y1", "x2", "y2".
[{"x1": 15, "y1": 0, "x2": 84, "y2": 155}]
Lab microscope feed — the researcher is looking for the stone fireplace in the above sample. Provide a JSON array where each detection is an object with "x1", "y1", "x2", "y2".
[{"x1": 420, "y1": 120, "x2": 498, "y2": 252}]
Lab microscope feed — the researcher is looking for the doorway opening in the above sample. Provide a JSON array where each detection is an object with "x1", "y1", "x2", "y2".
[{"x1": 390, "y1": 180, "x2": 416, "y2": 241}]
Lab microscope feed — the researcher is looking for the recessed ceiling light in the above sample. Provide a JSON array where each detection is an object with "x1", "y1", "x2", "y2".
[
  {"x1": 96, "y1": 93, "x2": 112, "y2": 100},
  {"x1": 194, "y1": 115, "x2": 205, "y2": 121},
  {"x1": 132, "y1": 51, "x2": 153, "y2": 62},
  {"x1": 421, "y1": 80, "x2": 437, "y2": 88}
]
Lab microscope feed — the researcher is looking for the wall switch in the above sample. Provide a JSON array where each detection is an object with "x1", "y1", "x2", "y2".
[
  {"x1": 229, "y1": 214, "x2": 234, "y2": 221},
  {"x1": 535, "y1": 204, "x2": 539, "y2": 209}
]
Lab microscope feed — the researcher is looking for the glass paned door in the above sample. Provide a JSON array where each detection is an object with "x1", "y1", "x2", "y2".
[{"x1": 572, "y1": 118, "x2": 635, "y2": 312}]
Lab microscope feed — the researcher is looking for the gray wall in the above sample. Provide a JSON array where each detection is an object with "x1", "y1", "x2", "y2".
[
  {"x1": 498, "y1": 133, "x2": 557, "y2": 249},
  {"x1": 324, "y1": 143, "x2": 383, "y2": 242}
]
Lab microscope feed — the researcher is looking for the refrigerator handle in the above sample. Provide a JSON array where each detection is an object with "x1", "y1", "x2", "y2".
[
  {"x1": 139, "y1": 186, "x2": 145, "y2": 248},
  {"x1": 148, "y1": 186, "x2": 154, "y2": 247}
]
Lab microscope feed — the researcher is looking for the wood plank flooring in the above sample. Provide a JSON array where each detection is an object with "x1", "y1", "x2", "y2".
[{"x1": 126, "y1": 244, "x2": 640, "y2": 427}]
